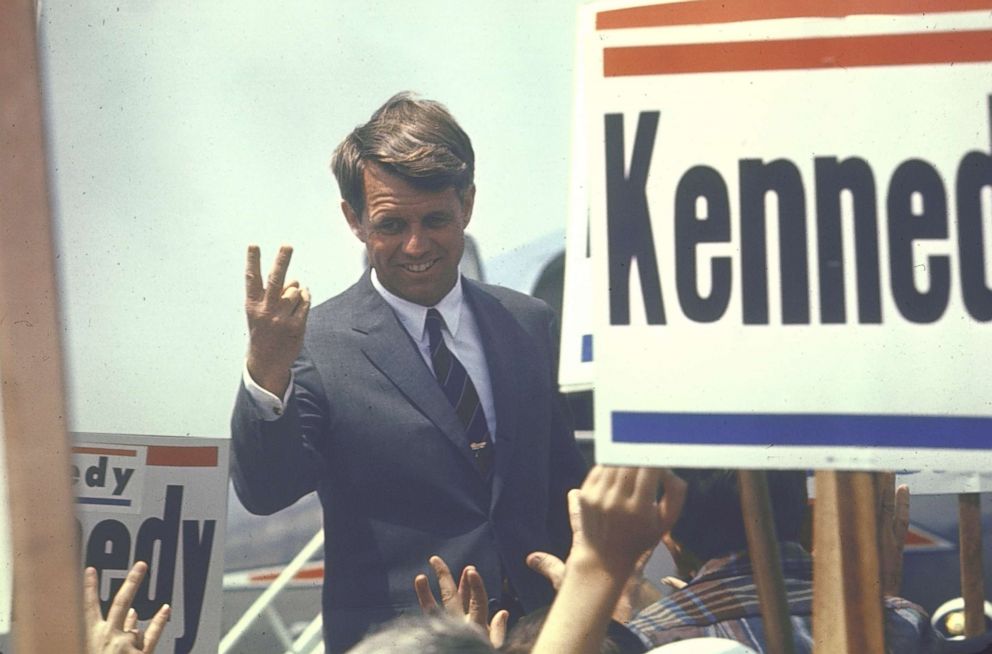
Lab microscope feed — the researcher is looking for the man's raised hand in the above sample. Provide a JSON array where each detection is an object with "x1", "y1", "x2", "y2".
[{"x1": 245, "y1": 245, "x2": 311, "y2": 396}]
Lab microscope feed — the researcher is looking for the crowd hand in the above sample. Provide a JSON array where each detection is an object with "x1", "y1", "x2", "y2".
[
  {"x1": 527, "y1": 489, "x2": 662, "y2": 622},
  {"x1": 573, "y1": 466, "x2": 686, "y2": 579},
  {"x1": 84, "y1": 561, "x2": 170, "y2": 654},
  {"x1": 530, "y1": 467, "x2": 687, "y2": 654},
  {"x1": 414, "y1": 555, "x2": 509, "y2": 648},
  {"x1": 612, "y1": 549, "x2": 663, "y2": 623},
  {"x1": 245, "y1": 244, "x2": 311, "y2": 397},
  {"x1": 526, "y1": 488, "x2": 580, "y2": 590},
  {"x1": 877, "y1": 472, "x2": 910, "y2": 597}
]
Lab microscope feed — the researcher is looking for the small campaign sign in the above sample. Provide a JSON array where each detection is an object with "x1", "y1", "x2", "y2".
[
  {"x1": 73, "y1": 433, "x2": 229, "y2": 654},
  {"x1": 585, "y1": 1, "x2": 992, "y2": 470},
  {"x1": 559, "y1": 4, "x2": 599, "y2": 394}
]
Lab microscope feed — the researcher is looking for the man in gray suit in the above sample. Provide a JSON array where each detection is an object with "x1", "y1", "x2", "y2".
[{"x1": 231, "y1": 93, "x2": 587, "y2": 652}]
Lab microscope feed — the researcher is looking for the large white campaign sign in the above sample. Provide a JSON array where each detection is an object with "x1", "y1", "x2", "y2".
[
  {"x1": 74, "y1": 433, "x2": 228, "y2": 654},
  {"x1": 587, "y1": 1, "x2": 992, "y2": 470}
]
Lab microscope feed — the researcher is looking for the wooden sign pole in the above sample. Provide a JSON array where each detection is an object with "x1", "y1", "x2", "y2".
[
  {"x1": 0, "y1": 1, "x2": 84, "y2": 651},
  {"x1": 739, "y1": 470, "x2": 796, "y2": 654},
  {"x1": 958, "y1": 493, "x2": 986, "y2": 638},
  {"x1": 812, "y1": 471, "x2": 885, "y2": 653}
]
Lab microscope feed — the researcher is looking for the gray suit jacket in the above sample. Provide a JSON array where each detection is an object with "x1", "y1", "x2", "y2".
[{"x1": 231, "y1": 271, "x2": 586, "y2": 652}]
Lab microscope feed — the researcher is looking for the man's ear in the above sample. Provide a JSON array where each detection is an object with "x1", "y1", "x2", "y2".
[
  {"x1": 341, "y1": 200, "x2": 366, "y2": 242},
  {"x1": 460, "y1": 184, "x2": 476, "y2": 229}
]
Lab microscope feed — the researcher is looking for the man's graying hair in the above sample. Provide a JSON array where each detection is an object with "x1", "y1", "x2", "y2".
[
  {"x1": 331, "y1": 92, "x2": 475, "y2": 217},
  {"x1": 345, "y1": 614, "x2": 494, "y2": 654}
]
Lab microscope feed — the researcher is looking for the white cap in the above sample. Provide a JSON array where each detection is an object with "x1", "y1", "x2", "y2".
[
  {"x1": 645, "y1": 638, "x2": 760, "y2": 654},
  {"x1": 931, "y1": 597, "x2": 992, "y2": 639}
]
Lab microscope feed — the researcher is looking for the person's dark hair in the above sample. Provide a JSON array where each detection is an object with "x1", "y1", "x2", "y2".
[
  {"x1": 670, "y1": 469, "x2": 808, "y2": 562},
  {"x1": 331, "y1": 92, "x2": 475, "y2": 217},
  {"x1": 345, "y1": 614, "x2": 494, "y2": 654}
]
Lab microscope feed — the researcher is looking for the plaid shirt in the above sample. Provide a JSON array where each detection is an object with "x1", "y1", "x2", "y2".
[{"x1": 627, "y1": 542, "x2": 937, "y2": 654}]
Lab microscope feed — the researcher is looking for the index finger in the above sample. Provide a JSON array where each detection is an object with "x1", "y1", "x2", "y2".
[
  {"x1": 142, "y1": 603, "x2": 171, "y2": 654},
  {"x1": 489, "y1": 609, "x2": 509, "y2": 648},
  {"x1": 429, "y1": 556, "x2": 461, "y2": 615},
  {"x1": 566, "y1": 488, "x2": 583, "y2": 546},
  {"x1": 633, "y1": 467, "x2": 664, "y2": 504},
  {"x1": 657, "y1": 469, "x2": 687, "y2": 533},
  {"x1": 264, "y1": 245, "x2": 294, "y2": 302},
  {"x1": 245, "y1": 245, "x2": 263, "y2": 301},
  {"x1": 106, "y1": 561, "x2": 148, "y2": 630},
  {"x1": 414, "y1": 574, "x2": 439, "y2": 614},
  {"x1": 464, "y1": 567, "x2": 489, "y2": 628},
  {"x1": 82, "y1": 567, "x2": 104, "y2": 626}
]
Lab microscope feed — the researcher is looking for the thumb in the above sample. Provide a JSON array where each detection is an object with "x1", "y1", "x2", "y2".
[{"x1": 527, "y1": 551, "x2": 565, "y2": 590}]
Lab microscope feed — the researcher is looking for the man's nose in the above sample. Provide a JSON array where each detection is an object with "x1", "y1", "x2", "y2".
[{"x1": 403, "y1": 225, "x2": 430, "y2": 255}]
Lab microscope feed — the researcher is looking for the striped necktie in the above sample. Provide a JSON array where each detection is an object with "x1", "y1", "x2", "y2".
[{"x1": 425, "y1": 308, "x2": 494, "y2": 477}]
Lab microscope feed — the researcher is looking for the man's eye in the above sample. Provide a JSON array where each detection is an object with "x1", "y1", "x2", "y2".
[
  {"x1": 376, "y1": 220, "x2": 402, "y2": 234},
  {"x1": 425, "y1": 215, "x2": 452, "y2": 228}
]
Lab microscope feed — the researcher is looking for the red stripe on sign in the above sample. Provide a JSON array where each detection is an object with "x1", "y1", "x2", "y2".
[
  {"x1": 72, "y1": 447, "x2": 137, "y2": 457},
  {"x1": 146, "y1": 446, "x2": 218, "y2": 467},
  {"x1": 905, "y1": 531, "x2": 931, "y2": 546},
  {"x1": 604, "y1": 30, "x2": 992, "y2": 76},
  {"x1": 249, "y1": 568, "x2": 324, "y2": 583},
  {"x1": 597, "y1": 0, "x2": 992, "y2": 30}
]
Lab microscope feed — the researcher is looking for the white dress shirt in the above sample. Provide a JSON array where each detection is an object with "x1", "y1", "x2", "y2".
[{"x1": 243, "y1": 269, "x2": 498, "y2": 440}]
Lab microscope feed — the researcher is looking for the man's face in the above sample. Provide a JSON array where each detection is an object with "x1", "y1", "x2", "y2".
[{"x1": 343, "y1": 164, "x2": 474, "y2": 307}]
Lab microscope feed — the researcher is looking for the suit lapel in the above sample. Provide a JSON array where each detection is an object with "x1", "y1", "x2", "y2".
[{"x1": 351, "y1": 274, "x2": 481, "y2": 473}]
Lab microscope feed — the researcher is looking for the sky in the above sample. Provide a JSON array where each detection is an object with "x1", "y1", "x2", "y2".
[{"x1": 38, "y1": 1, "x2": 585, "y2": 438}]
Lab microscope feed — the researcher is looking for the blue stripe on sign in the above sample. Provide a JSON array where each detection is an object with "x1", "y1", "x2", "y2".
[
  {"x1": 76, "y1": 497, "x2": 132, "y2": 506},
  {"x1": 611, "y1": 412, "x2": 992, "y2": 450},
  {"x1": 581, "y1": 334, "x2": 593, "y2": 362}
]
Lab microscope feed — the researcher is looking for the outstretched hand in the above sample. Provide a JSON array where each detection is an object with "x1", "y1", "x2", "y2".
[
  {"x1": 84, "y1": 562, "x2": 170, "y2": 654},
  {"x1": 529, "y1": 489, "x2": 660, "y2": 618},
  {"x1": 526, "y1": 488, "x2": 581, "y2": 590},
  {"x1": 245, "y1": 244, "x2": 311, "y2": 396},
  {"x1": 573, "y1": 466, "x2": 686, "y2": 578},
  {"x1": 413, "y1": 555, "x2": 508, "y2": 648},
  {"x1": 530, "y1": 466, "x2": 687, "y2": 654}
]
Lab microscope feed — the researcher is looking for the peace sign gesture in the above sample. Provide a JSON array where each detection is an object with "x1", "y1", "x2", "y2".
[
  {"x1": 244, "y1": 245, "x2": 312, "y2": 396},
  {"x1": 84, "y1": 562, "x2": 170, "y2": 654}
]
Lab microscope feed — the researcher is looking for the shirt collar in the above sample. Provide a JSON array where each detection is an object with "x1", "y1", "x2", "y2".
[{"x1": 370, "y1": 268, "x2": 464, "y2": 340}]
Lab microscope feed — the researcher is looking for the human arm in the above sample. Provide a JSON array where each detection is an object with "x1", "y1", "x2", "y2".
[
  {"x1": 413, "y1": 555, "x2": 509, "y2": 648},
  {"x1": 84, "y1": 562, "x2": 170, "y2": 654},
  {"x1": 531, "y1": 466, "x2": 686, "y2": 654},
  {"x1": 230, "y1": 352, "x2": 328, "y2": 515},
  {"x1": 232, "y1": 244, "x2": 326, "y2": 515},
  {"x1": 527, "y1": 489, "x2": 662, "y2": 623}
]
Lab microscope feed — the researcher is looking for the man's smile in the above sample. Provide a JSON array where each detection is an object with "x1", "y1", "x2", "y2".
[{"x1": 400, "y1": 259, "x2": 439, "y2": 273}]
